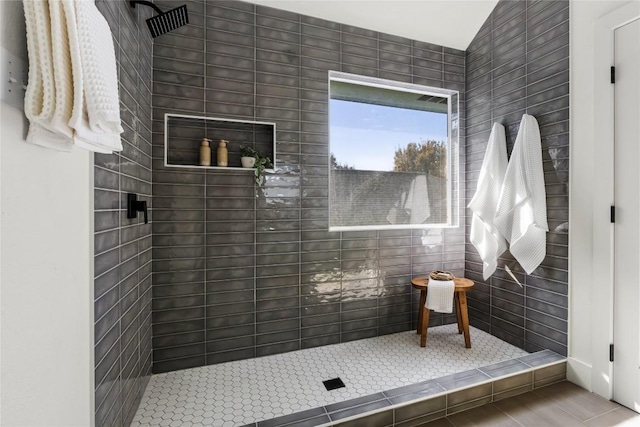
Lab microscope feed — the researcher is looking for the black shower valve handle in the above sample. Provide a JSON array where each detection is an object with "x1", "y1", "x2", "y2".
[
  {"x1": 140, "y1": 200, "x2": 148, "y2": 224},
  {"x1": 127, "y1": 193, "x2": 149, "y2": 224}
]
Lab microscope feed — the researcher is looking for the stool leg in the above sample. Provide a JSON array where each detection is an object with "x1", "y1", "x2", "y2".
[
  {"x1": 455, "y1": 293, "x2": 463, "y2": 334},
  {"x1": 417, "y1": 290, "x2": 426, "y2": 334},
  {"x1": 459, "y1": 291, "x2": 471, "y2": 348},
  {"x1": 420, "y1": 305, "x2": 430, "y2": 347}
]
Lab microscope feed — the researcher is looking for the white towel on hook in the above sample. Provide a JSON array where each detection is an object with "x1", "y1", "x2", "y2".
[
  {"x1": 426, "y1": 280, "x2": 454, "y2": 313},
  {"x1": 66, "y1": 0, "x2": 123, "y2": 153},
  {"x1": 49, "y1": 0, "x2": 74, "y2": 139},
  {"x1": 23, "y1": 0, "x2": 123, "y2": 153},
  {"x1": 494, "y1": 114, "x2": 548, "y2": 274},
  {"x1": 468, "y1": 123, "x2": 508, "y2": 280},
  {"x1": 23, "y1": 0, "x2": 74, "y2": 150}
]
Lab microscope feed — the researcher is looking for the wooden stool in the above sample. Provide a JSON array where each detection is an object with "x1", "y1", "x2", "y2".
[{"x1": 411, "y1": 277, "x2": 475, "y2": 348}]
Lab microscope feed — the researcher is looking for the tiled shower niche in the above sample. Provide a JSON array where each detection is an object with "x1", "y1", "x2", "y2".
[
  {"x1": 150, "y1": 0, "x2": 467, "y2": 374},
  {"x1": 165, "y1": 114, "x2": 276, "y2": 169}
]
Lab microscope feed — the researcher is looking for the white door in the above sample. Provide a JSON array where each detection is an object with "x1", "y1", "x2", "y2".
[{"x1": 613, "y1": 16, "x2": 640, "y2": 413}]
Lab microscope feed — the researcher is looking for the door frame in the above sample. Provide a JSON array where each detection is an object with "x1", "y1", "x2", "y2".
[
  {"x1": 612, "y1": 16, "x2": 640, "y2": 410},
  {"x1": 588, "y1": 2, "x2": 640, "y2": 401}
]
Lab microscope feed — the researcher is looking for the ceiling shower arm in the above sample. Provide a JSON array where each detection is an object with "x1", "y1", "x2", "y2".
[{"x1": 130, "y1": 0, "x2": 163, "y2": 16}]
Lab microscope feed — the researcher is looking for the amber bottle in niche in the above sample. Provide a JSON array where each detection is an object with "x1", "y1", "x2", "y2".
[
  {"x1": 199, "y1": 138, "x2": 212, "y2": 166},
  {"x1": 217, "y1": 139, "x2": 229, "y2": 167}
]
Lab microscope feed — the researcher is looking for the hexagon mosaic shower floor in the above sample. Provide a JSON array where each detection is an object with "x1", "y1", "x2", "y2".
[{"x1": 131, "y1": 324, "x2": 528, "y2": 427}]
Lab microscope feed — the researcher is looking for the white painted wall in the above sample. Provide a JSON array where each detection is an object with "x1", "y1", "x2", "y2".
[
  {"x1": 568, "y1": 0, "x2": 640, "y2": 399},
  {"x1": 243, "y1": 0, "x2": 499, "y2": 50},
  {"x1": 0, "y1": 1, "x2": 94, "y2": 425}
]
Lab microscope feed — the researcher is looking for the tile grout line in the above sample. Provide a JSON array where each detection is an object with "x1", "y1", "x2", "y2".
[
  {"x1": 489, "y1": 400, "x2": 527, "y2": 427},
  {"x1": 252, "y1": 2, "x2": 258, "y2": 360},
  {"x1": 298, "y1": 10, "x2": 303, "y2": 353},
  {"x1": 523, "y1": 0, "x2": 530, "y2": 356}
]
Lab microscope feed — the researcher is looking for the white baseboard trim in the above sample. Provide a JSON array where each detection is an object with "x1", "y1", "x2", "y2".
[{"x1": 567, "y1": 357, "x2": 592, "y2": 391}]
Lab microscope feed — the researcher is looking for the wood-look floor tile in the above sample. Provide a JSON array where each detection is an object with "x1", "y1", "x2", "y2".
[
  {"x1": 447, "y1": 404, "x2": 522, "y2": 426},
  {"x1": 492, "y1": 392, "x2": 586, "y2": 426},
  {"x1": 417, "y1": 382, "x2": 638, "y2": 427},
  {"x1": 417, "y1": 417, "x2": 456, "y2": 427},
  {"x1": 531, "y1": 381, "x2": 620, "y2": 421},
  {"x1": 585, "y1": 407, "x2": 640, "y2": 426},
  {"x1": 395, "y1": 411, "x2": 447, "y2": 427}
]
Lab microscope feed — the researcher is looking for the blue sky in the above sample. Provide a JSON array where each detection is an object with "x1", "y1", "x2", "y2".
[{"x1": 330, "y1": 100, "x2": 448, "y2": 171}]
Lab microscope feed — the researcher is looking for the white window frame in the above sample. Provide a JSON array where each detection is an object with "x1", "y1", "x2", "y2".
[{"x1": 327, "y1": 71, "x2": 460, "y2": 231}]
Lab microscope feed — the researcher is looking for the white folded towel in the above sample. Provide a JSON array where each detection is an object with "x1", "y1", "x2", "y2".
[
  {"x1": 23, "y1": 0, "x2": 74, "y2": 150},
  {"x1": 68, "y1": 0, "x2": 123, "y2": 153},
  {"x1": 426, "y1": 280, "x2": 455, "y2": 313},
  {"x1": 494, "y1": 114, "x2": 548, "y2": 274},
  {"x1": 61, "y1": 0, "x2": 84, "y2": 137},
  {"x1": 49, "y1": 0, "x2": 74, "y2": 138},
  {"x1": 23, "y1": 0, "x2": 123, "y2": 153},
  {"x1": 468, "y1": 123, "x2": 509, "y2": 279}
]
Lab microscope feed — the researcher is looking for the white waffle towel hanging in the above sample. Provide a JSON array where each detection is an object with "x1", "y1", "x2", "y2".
[
  {"x1": 468, "y1": 122, "x2": 509, "y2": 280},
  {"x1": 66, "y1": 0, "x2": 123, "y2": 152},
  {"x1": 23, "y1": 0, "x2": 123, "y2": 152},
  {"x1": 494, "y1": 114, "x2": 548, "y2": 274},
  {"x1": 425, "y1": 280, "x2": 455, "y2": 313},
  {"x1": 23, "y1": 0, "x2": 74, "y2": 150}
]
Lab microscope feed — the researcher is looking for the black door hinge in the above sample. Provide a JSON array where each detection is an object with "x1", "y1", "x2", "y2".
[
  {"x1": 611, "y1": 206, "x2": 616, "y2": 223},
  {"x1": 610, "y1": 344, "x2": 614, "y2": 362},
  {"x1": 611, "y1": 66, "x2": 616, "y2": 84}
]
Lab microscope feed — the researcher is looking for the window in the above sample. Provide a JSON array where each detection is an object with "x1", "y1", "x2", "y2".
[{"x1": 329, "y1": 71, "x2": 459, "y2": 231}]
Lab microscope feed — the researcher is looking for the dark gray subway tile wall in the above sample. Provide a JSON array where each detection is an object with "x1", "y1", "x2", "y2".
[
  {"x1": 150, "y1": 0, "x2": 466, "y2": 373},
  {"x1": 464, "y1": 0, "x2": 569, "y2": 355},
  {"x1": 94, "y1": 1, "x2": 153, "y2": 426}
]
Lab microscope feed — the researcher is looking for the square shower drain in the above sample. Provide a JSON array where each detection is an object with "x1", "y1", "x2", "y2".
[{"x1": 323, "y1": 377, "x2": 345, "y2": 391}]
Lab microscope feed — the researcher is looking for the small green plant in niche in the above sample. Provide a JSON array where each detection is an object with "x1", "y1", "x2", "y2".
[{"x1": 240, "y1": 145, "x2": 272, "y2": 186}]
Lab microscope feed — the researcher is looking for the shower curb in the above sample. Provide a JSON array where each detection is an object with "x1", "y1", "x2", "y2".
[{"x1": 242, "y1": 350, "x2": 566, "y2": 427}]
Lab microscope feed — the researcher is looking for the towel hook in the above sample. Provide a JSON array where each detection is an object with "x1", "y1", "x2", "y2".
[{"x1": 504, "y1": 264, "x2": 523, "y2": 288}]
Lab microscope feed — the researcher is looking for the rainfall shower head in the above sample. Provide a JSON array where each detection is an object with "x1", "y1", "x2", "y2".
[{"x1": 130, "y1": 1, "x2": 189, "y2": 38}]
